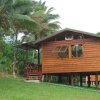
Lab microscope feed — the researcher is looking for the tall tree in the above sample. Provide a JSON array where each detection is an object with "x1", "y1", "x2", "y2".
[
  {"x1": 0, "y1": 0, "x2": 39, "y2": 77},
  {"x1": 32, "y1": 0, "x2": 61, "y2": 39},
  {"x1": 0, "y1": 0, "x2": 61, "y2": 77},
  {"x1": 22, "y1": 0, "x2": 61, "y2": 42}
]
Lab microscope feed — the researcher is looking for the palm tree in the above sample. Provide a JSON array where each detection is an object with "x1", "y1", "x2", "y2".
[
  {"x1": 21, "y1": 0, "x2": 61, "y2": 42},
  {"x1": 32, "y1": 0, "x2": 61, "y2": 39}
]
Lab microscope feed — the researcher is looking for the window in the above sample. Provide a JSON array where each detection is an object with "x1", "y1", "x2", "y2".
[
  {"x1": 53, "y1": 44, "x2": 83, "y2": 58},
  {"x1": 71, "y1": 44, "x2": 83, "y2": 57},
  {"x1": 54, "y1": 46, "x2": 61, "y2": 52},
  {"x1": 54, "y1": 45, "x2": 68, "y2": 58},
  {"x1": 58, "y1": 46, "x2": 68, "y2": 58}
]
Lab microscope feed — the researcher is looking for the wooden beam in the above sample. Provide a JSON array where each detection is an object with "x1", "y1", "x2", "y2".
[
  {"x1": 69, "y1": 45, "x2": 72, "y2": 58},
  {"x1": 58, "y1": 74, "x2": 62, "y2": 83},
  {"x1": 71, "y1": 74, "x2": 74, "y2": 86},
  {"x1": 68, "y1": 74, "x2": 71, "y2": 85},
  {"x1": 87, "y1": 75, "x2": 91, "y2": 87},
  {"x1": 45, "y1": 74, "x2": 48, "y2": 82},
  {"x1": 95, "y1": 73, "x2": 99, "y2": 89},
  {"x1": 37, "y1": 48, "x2": 40, "y2": 71},
  {"x1": 37, "y1": 48, "x2": 40, "y2": 64},
  {"x1": 48, "y1": 74, "x2": 51, "y2": 82},
  {"x1": 80, "y1": 75, "x2": 83, "y2": 87}
]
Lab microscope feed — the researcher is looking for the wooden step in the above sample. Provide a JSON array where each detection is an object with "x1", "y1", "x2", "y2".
[
  {"x1": 26, "y1": 74, "x2": 42, "y2": 80},
  {"x1": 27, "y1": 72, "x2": 42, "y2": 76}
]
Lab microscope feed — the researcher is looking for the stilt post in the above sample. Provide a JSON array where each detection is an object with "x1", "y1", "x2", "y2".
[
  {"x1": 58, "y1": 74, "x2": 62, "y2": 83},
  {"x1": 48, "y1": 74, "x2": 51, "y2": 82},
  {"x1": 95, "y1": 73, "x2": 99, "y2": 89},
  {"x1": 71, "y1": 74, "x2": 74, "y2": 86},
  {"x1": 80, "y1": 74, "x2": 83, "y2": 87},
  {"x1": 88, "y1": 75, "x2": 91, "y2": 87},
  {"x1": 68, "y1": 74, "x2": 71, "y2": 85}
]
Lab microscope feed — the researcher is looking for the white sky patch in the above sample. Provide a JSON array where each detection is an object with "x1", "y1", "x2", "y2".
[
  {"x1": 39, "y1": 0, "x2": 100, "y2": 33},
  {"x1": 18, "y1": 32, "x2": 24, "y2": 40}
]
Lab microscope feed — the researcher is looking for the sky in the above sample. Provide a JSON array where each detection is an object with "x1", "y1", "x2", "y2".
[{"x1": 40, "y1": 0, "x2": 100, "y2": 33}]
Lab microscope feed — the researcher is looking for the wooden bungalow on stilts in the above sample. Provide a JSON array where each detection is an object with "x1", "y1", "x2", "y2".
[{"x1": 17, "y1": 28, "x2": 100, "y2": 89}]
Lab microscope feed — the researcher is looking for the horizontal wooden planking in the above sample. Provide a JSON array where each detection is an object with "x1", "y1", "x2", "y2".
[
  {"x1": 89, "y1": 75, "x2": 100, "y2": 81},
  {"x1": 41, "y1": 38, "x2": 100, "y2": 73}
]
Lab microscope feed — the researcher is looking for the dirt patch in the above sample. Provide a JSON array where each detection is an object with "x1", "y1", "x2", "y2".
[{"x1": 0, "y1": 73, "x2": 13, "y2": 78}]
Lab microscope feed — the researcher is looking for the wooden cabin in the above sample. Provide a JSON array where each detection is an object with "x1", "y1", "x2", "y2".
[{"x1": 18, "y1": 28, "x2": 100, "y2": 89}]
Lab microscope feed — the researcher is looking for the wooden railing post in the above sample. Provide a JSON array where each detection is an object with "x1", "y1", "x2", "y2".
[{"x1": 37, "y1": 48, "x2": 40, "y2": 72}]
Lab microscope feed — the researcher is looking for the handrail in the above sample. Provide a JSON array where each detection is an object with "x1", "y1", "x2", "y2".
[{"x1": 26, "y1": 62, "x2": 42, "y2": 74}]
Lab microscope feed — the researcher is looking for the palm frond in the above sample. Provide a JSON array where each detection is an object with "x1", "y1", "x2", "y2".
[
  {"x1": 14, "y1": 14, "x2": 36, "y2": 22},
  {"x1": 13, "y1": 0, "x2": 33, "y2": 14},
  {"x1": 47, "y1": 14, "x2": 60, "y2": 22},
  {"x1": 47, "y1": 7, "x2": 55, "y2": 14},
  {"x1": 48, "y1": 21, "x2": 61, "y2": 30},
  {"x1": 32, "y1": 10, "x2": 45, "y2": 17}
]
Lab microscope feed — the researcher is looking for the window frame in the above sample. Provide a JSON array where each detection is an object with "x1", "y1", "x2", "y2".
[
  {"x1": 71, "y1": 44, "x2": 84, "y2": 58},
  {"x1": 53, "y1": 45, "x2": 69, "y2": 58}
]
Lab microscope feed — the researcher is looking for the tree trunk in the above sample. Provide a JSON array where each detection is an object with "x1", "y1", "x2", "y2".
[
  {"x1": 13, "y1": 32, "x2": 18, "y2": 78},
  {"x1": 33, "y1": 50, "x2": 35, "y2": 62}
]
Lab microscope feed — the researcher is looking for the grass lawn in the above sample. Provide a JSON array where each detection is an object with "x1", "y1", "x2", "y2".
[{"x1": 0, "y1": 77, "x2": 100, "y2": 100}]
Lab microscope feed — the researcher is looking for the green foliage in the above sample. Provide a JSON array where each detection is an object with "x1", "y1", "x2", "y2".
[
  {"x1": 0, "y1": 0, "x2": 38, "y2": 32},
  {"x1": 0, "y1": 41, "x2": 13, "y2": 74},
  {"x1": 16, "y1": 48, "x2": 25, "y2": 76},
  {"x1": 96, "y1": 32, "x2": 100, "y2": 36},
  {"x1": 0, "y1": 0, "x2": 61, "y2": 76}
]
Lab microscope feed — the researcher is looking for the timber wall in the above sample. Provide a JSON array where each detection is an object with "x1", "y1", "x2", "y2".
[
  {"x1": 90, "y1": 75, "x2": 100, "y2": 81},
  {"x1": 42, "y1": 38, "x2": 100, "y2": 74}
]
